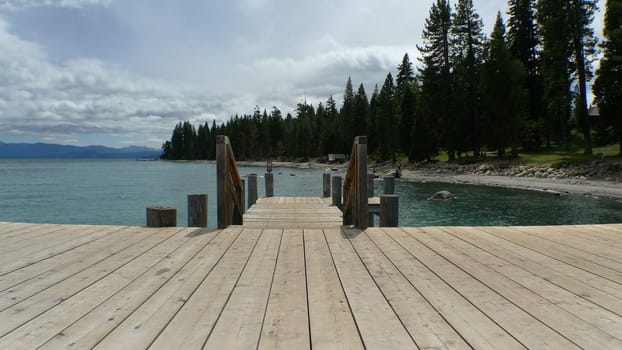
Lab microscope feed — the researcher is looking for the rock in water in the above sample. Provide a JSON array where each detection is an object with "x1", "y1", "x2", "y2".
[{"x1": 429, "y1": 190, "x2": 455, "y2": 200}]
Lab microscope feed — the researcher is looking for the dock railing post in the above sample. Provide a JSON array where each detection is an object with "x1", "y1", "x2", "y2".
[
  {"x1": 355, "y1": 136, "x2": 368, "y2": 229},
  {"x1": 265, "y1": 173, "x2": 274, "y2": 197},
  {"x1": 383, "y1": 175, "x2": 395, "y2": 194},
  {"x1": 248, "y1": 174, "x2": 258, "y2": 207},
  {"x1": 187, "y1": 194, "x2": 208, "y2": 227},
  {"x1": 380, "y1": 194, "x2": 399, "y2": 227},
  {"x1": 323, "y1": 173, "x2": 331, "y2": 197},
  {"x1": 216, "y1": 135, "x2": 244, "y2": 229},
  {"x1": 332, "y1": 176, "x2": 342, "y2": 207}
]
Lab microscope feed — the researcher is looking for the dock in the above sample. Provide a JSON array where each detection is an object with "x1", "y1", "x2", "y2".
[
  {"x1": 2, "y1": 135, "x2": 622, "y2": 349},
  {"x1": 1, "y1": 216, "x2": 622, "y2": 349}
]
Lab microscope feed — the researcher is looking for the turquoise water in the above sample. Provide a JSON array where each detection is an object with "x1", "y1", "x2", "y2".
[{"x1": 1, "y1": 159, "x2": 621, "y2": 227}]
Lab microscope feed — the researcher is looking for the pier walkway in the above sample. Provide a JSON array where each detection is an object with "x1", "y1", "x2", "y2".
[{"x1": 1, "y1": 214, "x2": 622, "y2": 349}]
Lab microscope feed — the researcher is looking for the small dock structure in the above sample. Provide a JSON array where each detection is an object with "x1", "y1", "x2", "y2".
[{"x1": 1, "y1": 136, "x2": 622, "y2": 349}]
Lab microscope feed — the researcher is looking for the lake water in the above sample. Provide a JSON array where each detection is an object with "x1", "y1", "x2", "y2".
[{"x1": 1, "y1": 159, "x2": 621, "y2": 227}]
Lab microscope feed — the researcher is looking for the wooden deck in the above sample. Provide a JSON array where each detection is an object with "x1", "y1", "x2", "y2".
[{"x1": 1, "y1": 198, "x2": 622, "y2": 349}]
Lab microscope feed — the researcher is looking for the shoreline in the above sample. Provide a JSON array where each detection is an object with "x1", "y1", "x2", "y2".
[
  {"x1": 399, "y1": 169, "x2": 622, "y2": 200},
  {"x1": 163, "y1": 159, "x2": 622, "y2": 200}
]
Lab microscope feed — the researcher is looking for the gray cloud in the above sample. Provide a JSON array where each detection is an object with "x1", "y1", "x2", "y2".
[{"x1": 0, "y1": 0, "x2": 111, "y2": 9}]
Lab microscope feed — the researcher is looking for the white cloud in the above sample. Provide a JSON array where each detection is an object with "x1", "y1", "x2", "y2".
[{"x1": 0, "y1": 0, "x2": 111, "y2": 10}]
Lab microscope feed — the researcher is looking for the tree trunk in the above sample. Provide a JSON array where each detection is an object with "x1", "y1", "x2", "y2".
[{"x1": 574, "y1": 47, "x2": 592, "y2": 155}]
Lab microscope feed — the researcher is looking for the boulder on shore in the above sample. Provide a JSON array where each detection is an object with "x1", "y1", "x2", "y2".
[{"x1": 429, "y1": 190, "x2": 455, "y2": 200}]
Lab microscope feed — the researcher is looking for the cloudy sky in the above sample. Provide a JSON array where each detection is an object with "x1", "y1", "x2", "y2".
[{"x1": 0, "y1": 0, "x2": 605, "y2": 148}]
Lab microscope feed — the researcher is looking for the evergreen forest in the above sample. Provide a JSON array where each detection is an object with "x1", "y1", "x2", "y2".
[{"x1": 161, "y1": 0, "x2": 621, "y2": 162}]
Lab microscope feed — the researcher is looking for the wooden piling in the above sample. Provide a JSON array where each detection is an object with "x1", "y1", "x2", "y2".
[
  {"x1": 383, "y1": 175, "x2": 395, "y2": 194},
  {"x1": 187, "y1": 194, "x2": 208, "y2": 227},
  {"x1": 265, "y1": 173, "x2": 274, "y2": 197},
  {"x1": 380, "y1": 194, "x2": 399, "y2": 227},
  {"x1": 367, "y1": 174, "x2": 375, "y2": 198},
  {"x1": 240, "y1": 179, "x2": 246, "y2": 212},
  {"x1": 248, "y1": 174, "x2": 258, "y2": 207},
  {"x1": 323, "y1": 173, "x2": 331, "y2": 197},
  {"x1": 146, "y1": 206, "x2": 177, "y2": 227},
  {"x1": 355, "y1": 136, "x2": 368, "y2": 229},
  {"x1": 332, "y1": 176, "x2": 342, "y2": 207}
]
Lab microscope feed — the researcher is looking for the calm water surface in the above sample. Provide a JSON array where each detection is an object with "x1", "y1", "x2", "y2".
[{"x1": 1, "y1": 159, "x2": 621, "y2": 227}]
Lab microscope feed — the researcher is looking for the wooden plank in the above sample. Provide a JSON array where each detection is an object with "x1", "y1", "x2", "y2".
[
  {"x1": 258, "y1": 229, "x2": 309, "y2": 349},
  {"x1": 429, "y1": 227, "x2": 622, "y2": 338},
  {"x1": 450, "y1": 226, "x2": 622, "y2": 315},
  {"x1": 26, "y1": 228, "x2": 213, "y2": 349},
  {"x1": 0, "y1": 225, "x2": 127, "y2": 276},
  {"x1": 487, "y1": 227, "x2": 622, "y2": 283},
  {"x1": 413, "y1": 227, "x2": 622, "y2": 349},
  {"x1": 0, "y1": 226, "x2": 151, "y2": 309},
  {"x1": 202, "y1": 229, "x2": 283, "y2": 349},
  {"x1": 348, "y1": 228, "x2": 470, "y2": 350},
  {"x1": 44, "y1": 229, "x2": 241, "y2": 350},
  {"x1": 323, "y1": 227, "x2": 415, "y2": 349},
  {"x1": 304, "y1": 228, "x2": 363, "y2": 349},
  {"x1": 369, "y1": 228, "x2": 530, "y2": 349},
  {"x1": 0, "y1": 227, "x2": 184, "y2": 340},
  {"x1": 0, "y1": 228, "x2": 197, "y2": 349},
  {"x1": 144, "y1": 228, "x2": 261, "y2": 350}
]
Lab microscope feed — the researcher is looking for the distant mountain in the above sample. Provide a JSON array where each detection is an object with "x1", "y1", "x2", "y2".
[{"x1": 0, "y1": 142, "x2": 162, "y2": 159}]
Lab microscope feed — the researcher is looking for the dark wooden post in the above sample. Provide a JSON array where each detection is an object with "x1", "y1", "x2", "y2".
[
  {"x1": 216, "y1": 135, "x2": 243, "y2": 229},
  {"x1": 332, "y1": 176, "x2": 342, "y2": 207},
  {"x1": 146, "y1": 206, "x2": 177, "y2": 227},
  {"x1": 240, "y1": 179, "x2": 246, "y2": 212},
  {"x1": 248, "y1": 174, "x2": 258, "y2": 207},
  {"x1": 323, "y1": 173, "x2": 331, "y2": 197},
  {"x1": 380, "y1": 194, "x2": 399, "y2": 227},
  {"x1": 355, "y1": 136, "x2": 368, "y2": 229},
  {"x1": 187, "y1": 194, "x2": 208, "y2": 227},
  {"x1": 216, "y1": 135, "x2": 228, "y2": 229},
  {"x1": 265, "y1": 173, "x2": 274, "y2": 197},
  {"x1": 383, "y1": 175, "x2": 395, "y2": 194},
  {"x1": 367, "y1": 174, "x2": 375, "y2": 198}
]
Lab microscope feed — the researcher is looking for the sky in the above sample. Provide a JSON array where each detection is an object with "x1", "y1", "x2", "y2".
[{"x1": 0, "y1": 0, "x2": 605, "y2": 149}]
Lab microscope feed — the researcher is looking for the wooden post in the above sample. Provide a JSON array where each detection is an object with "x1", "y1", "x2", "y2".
[
  {"x1": 240, "y1": 179, "x2": 246, "y2": 212},
  {"x1": 383, "y1": 175, "x2": 395, "y2": 194},
  {"x1": 248, "y1": 174, "x2": 258, "y2": 207},
  {"x1": 355, "y1": 136, "x2": 368, "y2": 229},
  {"x1": 367, "y1": 174, "x2": 375, "y2": 198},
  {"x1": 146, "y1": 206, "x2": 177, "y2": 227},
  {"x1": 332, "y1": 176, "x2": 342, "y2": 207},
  {"x1": 323, "y1": 173, "x2": 331, "y2": 197},
  {"x1": 265, "y1": 173, "x2": 274, "y2": 197},
  {"x1": 216, "y1": 135, "x2": 228, "y2": 229},
  {"x1": 380, "y1": 195, "x2": 399, "y2": 227},
  {"x1": 233, "y1": 186, "x2": 243, "y2": 225},
  {"x1": 187, "y1": 194, "x2": 208, "y2": 227}
]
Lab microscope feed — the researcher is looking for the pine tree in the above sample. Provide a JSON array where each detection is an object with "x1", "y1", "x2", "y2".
[
  {"x1": 353, "y1": 83, "x2": 369, "y2": 140},
  {"x1": 481, "y1": 12, "x2": 527, "y2": 157},
  {"x1": 376, "y1": 73, "x2": 398, "y2": 161},
  {"x1": 452, "y1": 0, "x2": 485, "y2": 156},
  {"x1": 569, "y1": 0, "x2": 598, "y2": 155},
  {"x1": 418, "y1": 0, "x2": 454, "y2": 159},
  {"x1": 341, "y1": 77, "x2": 355, "y2": 148},
  {"x1": 593, "y1": 0, "x2": 622, "y2": 155},
  {"x1": 507, "y1": 0, "x2": 544, "y2": 150},
  {"x1": 368, "y1": 85, "x2": 380, "y2": 155},
  {"x1": 537, "y1": 0, "x2": 573, "y2": 151},
  {"x1": 396, "y1": 53, "x2": 417, "y2": 156}
]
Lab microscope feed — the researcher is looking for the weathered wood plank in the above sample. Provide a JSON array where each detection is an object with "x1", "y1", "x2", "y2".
[
  {"x1": 368, "y1": 228, "x2": 529, "y2": 349},
  {"x1": 348, "y1": 228, "x2": 470, "y2": 350},
  {"x1": 258, "y1": 229, "x2": 309, "y2": 349},
  {"x1": 304, "y1": 228, "x2": 363, "y2": 349},
  {"x1": 146, "y1": 228, "x2": 259, "y2": 350},
  {"x1": 202, "y1": 229, "x2": 283, "y2": 349},
  {"x1": 414, "y1": 227, "x2": 622, "y2": 349},
  {"x1": 323, "y1": 227, "x2": 415, "y2": 349}
]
